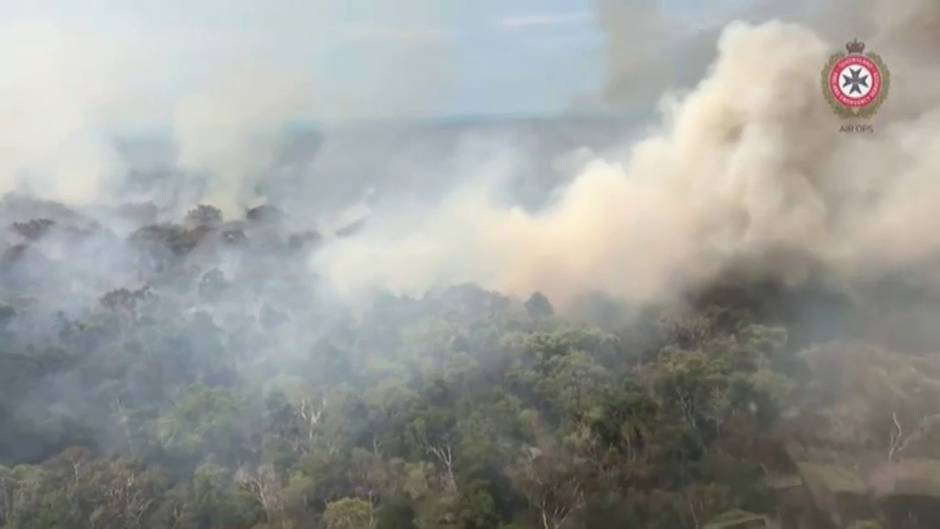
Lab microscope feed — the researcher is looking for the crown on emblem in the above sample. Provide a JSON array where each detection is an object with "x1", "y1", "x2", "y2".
[{"x1": 846, "y1": 39, "x2": 865, "y2": 54}]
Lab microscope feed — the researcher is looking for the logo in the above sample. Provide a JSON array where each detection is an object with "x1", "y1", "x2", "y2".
[{"x1": 822, "y1": 39, "x2": 890, "y2": 119}]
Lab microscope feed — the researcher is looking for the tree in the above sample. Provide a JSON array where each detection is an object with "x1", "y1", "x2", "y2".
[
  {"x1": 235, "y1": 464, "x2": 284, "y2": 524},
  {"x1": 375, "y1": 495, "x2": 416, "y2": 529},
  {"x1": 407, "y1": 410, "x2": 459, "y2": 495},
  {"x1": 0, "y1": 465, "x2": 14, "y2": 527},
  {"x1": 158, "y1": 386, "x2": 245, "y2": 466},
  {"x1": 456, "y1": 485, "x2": 500, "y2": 529},
  {"x1": 324, "y1": 497, "x2": 375, "y2": 529},
  {"x1": 79, "y1": 458, "x2": 169, "y2": 529},
  {"x1": 652, "y1": 350, "x2": 732, "y2": 441},
  {"x1": 524, "y1": 293, "x2": 554, "y2": 319},
  {"x1": 508, "y1": 443, "x2": 588, "y2": 529},
  {"x1": 185, "y1": 205, "x2": 223, "y2": 228},
  {"x1": 11, "y1": 219, "x2": 55, "y2": 240},
  {"x1": 0, "y1": 302, "x2": 14, "y2": 329}
]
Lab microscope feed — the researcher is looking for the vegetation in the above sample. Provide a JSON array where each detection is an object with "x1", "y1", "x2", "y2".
[{"x1": 0, "y1": 199, "x2": 938, "y2": 528}]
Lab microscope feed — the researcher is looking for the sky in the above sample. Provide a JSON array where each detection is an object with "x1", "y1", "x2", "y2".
[
  {"x1": 0, "y1": 0, "x2": 758, "y2": 121},
  {"x1": 447, "y1": 0, "x2": 602, "y2": 115}
]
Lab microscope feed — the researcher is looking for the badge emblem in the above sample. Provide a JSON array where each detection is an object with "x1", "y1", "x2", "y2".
[{"x1": 822, "y1": 39, "x2": 890, "y2": 119}]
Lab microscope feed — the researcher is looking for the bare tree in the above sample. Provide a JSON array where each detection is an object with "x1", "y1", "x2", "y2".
[
  {"x1": 889, "y1": 412, "x2": 940, "y2": 462},
  {"x1": 423, "y1": 441, "x2": 457, "y2": 495},
  {"x1": 510, "y1": 446, "x2": 586, "y2": 529},
  {"x1": 236, "y1": 464, "x2": 283, "y2": 523},
  {"x1": 299, "y1": 395, "x2": 326, "y2": 443}
]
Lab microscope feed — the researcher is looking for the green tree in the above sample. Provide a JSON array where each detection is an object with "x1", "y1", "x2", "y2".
[{"x1": 324, "y1": 497, "x2": 375, "y2": 529}]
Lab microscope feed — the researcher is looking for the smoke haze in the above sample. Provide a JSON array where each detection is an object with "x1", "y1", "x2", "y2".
[
  {"x1": 6, "y1": 3, "x2": 940, "y2": 528},
  {"x1": 319, "y1": 2, "x2": 940, "y2": 310},
  {"x1": 2, "y1": 0, "x2": 940, "y2": 312}
]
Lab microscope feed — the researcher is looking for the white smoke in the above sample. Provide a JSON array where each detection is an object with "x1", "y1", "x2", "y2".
[
  {"x1": 6, "y1": 0, "x2": 940, "y2": 309},
  {"x1": 173, "y1": 70, "x2": 311, "y2": 216},
  {"x1": 317, "y1": 11, "x2": 940, "y2": 306},
  {"x1": 0, "y1": 0, "x2": 456, "y2": 214},
  {"x1": 0, "y1": 22, "x2": 126, "y2": 205}
]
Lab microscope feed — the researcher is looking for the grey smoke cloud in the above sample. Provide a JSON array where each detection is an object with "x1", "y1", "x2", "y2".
[
  {"x1": 5, "y1": 0, "x2": 940, "y2": 316},
  {"x1": 594, "y1": 0, "x2": 701, "y2": 108},
  {"x1": 0, "y1": 22, "x2": 126, "y2": 205},
  {"x1": 316, "y1": 1, "x2": 940, "y2": 309},
  {"x1": 0, "y1": 0, "x2": 457, "y2": 213},
  {"x1": 589, "y1": 0, "x2": 934, "y2": 112}
]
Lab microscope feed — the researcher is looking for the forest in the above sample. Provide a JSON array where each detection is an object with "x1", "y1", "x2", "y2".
[
  {"x1": 1, "y1": 197, "x2": 938, "y2": 529},
  {"x1": 3, "y1": 0, "x2": 940, "y2": 526}
]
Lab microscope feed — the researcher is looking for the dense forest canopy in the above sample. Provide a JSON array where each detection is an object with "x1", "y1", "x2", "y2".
[{"x1": 1, "y1": 196, "x2": 939, "y2": 529}]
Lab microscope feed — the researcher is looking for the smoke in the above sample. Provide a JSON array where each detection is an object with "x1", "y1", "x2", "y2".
[
  {"x1": 5, "y1": 0, "x2": 940, "y2": 315},
  {"x1": 592, "y1": 0, "x2": 719, "y2": 109},
  {"x1": 0, "y1": 22, "x2": 126, "y2": 205},
  {"x1": 0, "y1": 1, "x2": 457, "y2": 215},
  {"x1": 173, "y1": 70, "x2": 312, "y2": 216},
  {"x1": 590, "y1": 0, "x2": 938, "y2": 113},
  {"x1": 2, "y1": 0, "x2": 940, "y2": 473},
  {"x1": 317, "y1": 5, "x2": 940, "y2": 309}
]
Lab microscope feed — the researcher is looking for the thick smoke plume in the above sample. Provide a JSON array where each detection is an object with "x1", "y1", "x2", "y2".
[
  {"x1": 0, "y1": 1, "x2": 455, "y2": 215},
  {"x1": 3, "y1": 0, "x2": 940, "y2": 313},
  {"x1": 317, "y1": 2, "x2": 940, "y2": 308},
  {"x1": 4, "y1": 4, "x2": 940, "y2": 525},
  {"x1": 174, "y1": 71, "x2": 311, "y2": 216},
  {"x1": 0, "y1": 23, "x2": 125, "y2": 205}
]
